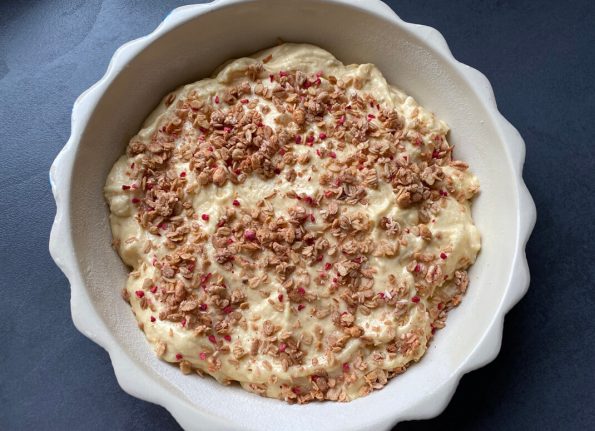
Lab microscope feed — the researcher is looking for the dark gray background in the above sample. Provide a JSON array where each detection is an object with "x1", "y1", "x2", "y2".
[{"x1": 1, "y1": 0, "x2": 594, "y2": 430}]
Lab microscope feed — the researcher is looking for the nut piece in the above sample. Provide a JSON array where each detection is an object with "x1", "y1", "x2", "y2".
[
  {"x1": 419, "y1": 224, "x2": 432, "y2": 241},
  {"x1": 179, "y1": 360, "x2": 192, "y2": 374},
  {"x1": 213, "y1": 167, "x2": 228, "y2": 186},
  {"x1": 155, "y1": 341, "x2": 167, "y2": 357}
]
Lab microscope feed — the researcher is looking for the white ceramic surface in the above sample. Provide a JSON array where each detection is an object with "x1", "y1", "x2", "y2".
[{"x1": 49, "y1": 1, "x2": 536, "y2": 430}]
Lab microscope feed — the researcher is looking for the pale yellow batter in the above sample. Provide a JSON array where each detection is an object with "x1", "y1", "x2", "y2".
[{"x1": 104, "y1": 44, "x2": 480, "y2": 403}]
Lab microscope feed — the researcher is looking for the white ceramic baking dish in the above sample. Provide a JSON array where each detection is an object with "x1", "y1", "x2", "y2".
[{"x1": 49, "y1": 0, "x2": 536, "y2": 429}]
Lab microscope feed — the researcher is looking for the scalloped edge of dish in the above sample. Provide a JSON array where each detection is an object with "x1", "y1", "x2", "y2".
[{"x1": 49, "y1": 1, "x2": 536, "y2": 429}]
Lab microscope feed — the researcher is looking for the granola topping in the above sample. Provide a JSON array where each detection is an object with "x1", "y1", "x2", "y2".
[{"x1": 105, "y1": 44, "x2": 481, "y2": 404}]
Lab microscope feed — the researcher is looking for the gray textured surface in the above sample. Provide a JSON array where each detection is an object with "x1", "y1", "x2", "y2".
[{"x1": 1, "y1": 1, "x2": 594, "y2": 430}]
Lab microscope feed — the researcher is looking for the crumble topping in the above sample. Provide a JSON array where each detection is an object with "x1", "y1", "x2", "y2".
[{"x1": 105, "y1": 43, "x2": 481, "y2": 403}]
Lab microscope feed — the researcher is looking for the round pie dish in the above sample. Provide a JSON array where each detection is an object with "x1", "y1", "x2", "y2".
[{"x1": 49, "y1": 1, "x2": 536, "y2": 430}]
